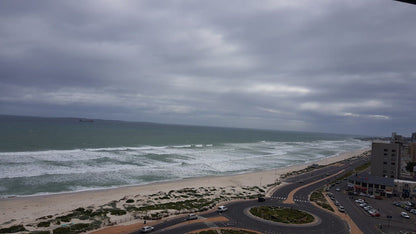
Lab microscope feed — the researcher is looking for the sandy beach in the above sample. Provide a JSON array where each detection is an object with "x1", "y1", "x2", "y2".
[{"x1": 0, "y1": 148, "x2": 369, "y2": 233}]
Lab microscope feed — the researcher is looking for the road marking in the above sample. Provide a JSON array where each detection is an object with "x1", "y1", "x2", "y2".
[{"x1": 283, "y1": 169, "x2": 346, "y2": 204}]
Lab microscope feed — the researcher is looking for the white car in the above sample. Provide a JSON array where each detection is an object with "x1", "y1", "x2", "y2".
[
  {"x1": 187, "y1": 214, "x2": 198, "y2": 220},
  {"x1": 410, "y1": 209, "x2": 416, "y2": 214},
  {"x1": 338, "y1": 206, "x2": 345, "y2": 212},
  {"x1": 140, "y1": 226, "x2": 154, "y2": 233},
  {"x1": 364, "y1": 206, "x2": 373, "y2": 211},
  {"x1": 355, "y1": 199, "x2": 365, "y2": 203},
  {"x1": 401, "y1": 212, "x2": 410, "y2": 219},
  {"x1": 217, "y1": 205, "x2": 228, "y2": 212}
]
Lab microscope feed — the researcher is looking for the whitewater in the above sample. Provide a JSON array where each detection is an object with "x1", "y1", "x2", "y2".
[{"x1": 0, "y1": 139, "x2": 369, "y2": 197}]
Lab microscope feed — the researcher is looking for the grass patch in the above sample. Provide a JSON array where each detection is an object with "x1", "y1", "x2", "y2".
[
  {"x1": 355, "y1": 162, "x2": 370, "y2": 172},
  {"x1": 310, "y1": 190, "x2": 334, "y2": 212},
  {"x1": 135, "y1": 199, "x2": 215, "y2": 212},
  {"x1": 250, "y1": 206, "x2": 314, "y2": 224}
]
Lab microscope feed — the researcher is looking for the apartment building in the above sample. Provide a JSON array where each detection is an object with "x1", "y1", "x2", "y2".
[{"x1": 370, "y1": 141, "x2": 401, "y2": 178}]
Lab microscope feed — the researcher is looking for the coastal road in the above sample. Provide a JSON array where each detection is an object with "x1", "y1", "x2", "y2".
[{"x1": 132, "y1": 156, "x2": 370, "y2": 234}]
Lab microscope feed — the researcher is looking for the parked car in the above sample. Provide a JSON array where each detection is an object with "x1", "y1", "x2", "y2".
[
  {"x1": 140, "y1": 226, "x2": 154, "y2": 233},
  {"x1": 393, "y1": 201, "x2": 401, "y2": 207},
  {"x1": 187, "y1": 214, "x2": 198, "y2": 220},
  {"x1": 258, "y1": 196, "x2": 266, "y2": 202},
  {"x1": 368, "y1": 209, "x2": 380, "y2": 217},
  {"x1": 338, "y1": 206, "x2": 345, "y2": 212},
  {"x1": 355, "y1": 199, "x2": 365, "y2": 203},
  {"x1": 401, "y1": 212, "x2": 410, "y2": 219},
  {"x1": 217, "y1": 205, "x2": 228, "y2": 212},
  {"x1": 405, "y1": 201, "x2": 413, "y2": 207},
  {"x1": 364, "y1": 206, "x2": 373, "y2": 211},
  {"x1": 404, "y1": 206, "x2": 412, "y2": 211},
  {"x1": 336, "y1": 188, "x2": 341, "y2": 192},
  {"x1": 359, "y1": 203, "x2": 368, "y2": 208},
  {"x1": 410, "y1": 209, "x2": 416, "y2": 214}
]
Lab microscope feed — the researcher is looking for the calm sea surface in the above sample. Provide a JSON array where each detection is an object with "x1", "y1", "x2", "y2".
[{"x1": 0, "y1": 115, "x2": 370, "y2": 197}]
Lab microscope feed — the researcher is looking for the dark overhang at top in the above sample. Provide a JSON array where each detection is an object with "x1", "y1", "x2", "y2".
[{"x1": 394, "y1": 0, "x2": 416, "y2": 5}]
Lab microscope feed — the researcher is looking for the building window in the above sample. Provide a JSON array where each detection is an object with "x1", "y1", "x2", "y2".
[
  {"x1": 375, "y1": 184, "x2": 379, "y2": 189},
  {"x1": 381, "y1": 185, "x2": 386, "y2": 189},
  {"x1": 391, "y1": 162, "x2": 395, "y2": 165}
]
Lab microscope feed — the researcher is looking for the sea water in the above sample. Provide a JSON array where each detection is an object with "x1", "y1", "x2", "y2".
[{"x1": 0, "y1": 115, "x2": 370, "y2": 197}]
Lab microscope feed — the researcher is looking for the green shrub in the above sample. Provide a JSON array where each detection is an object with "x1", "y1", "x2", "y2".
[
  {"x1": 37, "y1": 221, "x2": 51, "y2": 227},
  {"x1": 52, "y1": 226, "x2": 70, "y2": 234},
  {"x1": 109, "y1": 209, "x2": 126, "y2": 216},
  {"x1": 0, "y1": 224, "x2": 27, "y2": 233},
  {"x1": 52, "y1": 221, "x2": 101, "y2": 234}
]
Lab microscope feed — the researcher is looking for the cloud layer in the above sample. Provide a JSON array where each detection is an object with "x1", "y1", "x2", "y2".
[{"x1": 1, "y1": 0, "x2": 415, "y2": 136}]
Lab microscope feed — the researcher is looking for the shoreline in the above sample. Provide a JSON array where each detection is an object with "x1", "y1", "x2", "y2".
[
  {"x1": 0, "y1": 148, "x2": 369, "y2": 232},
  {"x1": 0, "y1": 148, "x2": 369, "y2": 200}
]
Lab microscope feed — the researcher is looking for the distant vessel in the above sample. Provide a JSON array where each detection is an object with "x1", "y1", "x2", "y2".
[{"x1": 79, "y1": 118, "x2": 94, "y2": 122}]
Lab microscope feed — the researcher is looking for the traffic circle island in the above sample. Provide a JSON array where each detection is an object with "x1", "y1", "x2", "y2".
[{"x1": 245, "y1": 205, "x2": 321, "y2": 227}]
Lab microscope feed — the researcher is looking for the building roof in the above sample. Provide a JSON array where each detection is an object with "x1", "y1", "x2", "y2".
[{"x1": 348, "y1": 173, "x2": 395, "y2": 187}]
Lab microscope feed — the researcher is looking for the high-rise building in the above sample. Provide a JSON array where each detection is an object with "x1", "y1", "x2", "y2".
[{"x1": 371, "y1": 142, "x2": 401, "y2": 178}]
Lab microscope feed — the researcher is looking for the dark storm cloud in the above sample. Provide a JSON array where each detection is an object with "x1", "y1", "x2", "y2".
[{"x1": 0, "y1": 0, "x2": 415, "y2": 136}]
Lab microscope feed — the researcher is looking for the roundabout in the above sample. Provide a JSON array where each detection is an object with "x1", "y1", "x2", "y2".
[{"x1": 131, "y1": 157, "x2": 370, "y2": 234}]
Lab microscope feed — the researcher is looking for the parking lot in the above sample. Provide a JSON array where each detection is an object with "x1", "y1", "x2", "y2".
[{"x1": 327, "y1": 178, "x2": 416, "y2": 234}]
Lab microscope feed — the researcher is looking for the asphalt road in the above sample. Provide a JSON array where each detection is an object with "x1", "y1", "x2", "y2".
[
  {"x1": 329, "y1": 177, "x2": 416, "y2": 234},
  {"x1": 131, "y1": 156, "x2": 373, "y2": 234}
]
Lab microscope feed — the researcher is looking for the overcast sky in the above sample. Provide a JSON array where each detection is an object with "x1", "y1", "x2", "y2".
[{"x1": 0, "y1": 0, "x2": 415, "y2": 136}]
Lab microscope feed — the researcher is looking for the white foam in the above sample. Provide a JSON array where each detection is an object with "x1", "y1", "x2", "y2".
[{"x1": 0, "y1": 139, "x2": 370, "y2": 195}]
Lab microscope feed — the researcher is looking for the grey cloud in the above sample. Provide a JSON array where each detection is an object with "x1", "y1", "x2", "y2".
[{"x1": 0, "y1": 0, "x2": 415, "y2": 136}]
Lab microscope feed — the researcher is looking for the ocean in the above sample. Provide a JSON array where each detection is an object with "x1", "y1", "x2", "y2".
[{"x1": 0, "y1": 115, "x2": 370, "y2": 197}]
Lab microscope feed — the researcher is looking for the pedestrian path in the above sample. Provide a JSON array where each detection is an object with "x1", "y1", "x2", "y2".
[{"x1": 270, "y1": 196, "x2": 310, "y2": 203}]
